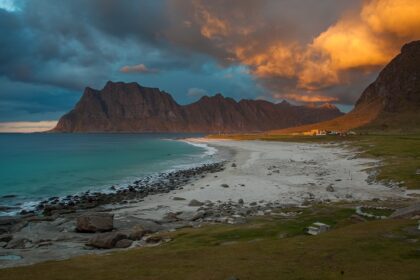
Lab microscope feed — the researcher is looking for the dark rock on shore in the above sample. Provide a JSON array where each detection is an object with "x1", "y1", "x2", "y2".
[
  {"x1": 87, "y1": 231, "x2": 127, "y2": 249},
  {"x1": 76, "y1": 213, "x2": 114, "y2": 233}
]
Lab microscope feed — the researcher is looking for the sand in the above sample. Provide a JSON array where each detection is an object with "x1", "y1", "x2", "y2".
[{"x1": 113, "y1": 139, "x2": 407, "y2": 221}]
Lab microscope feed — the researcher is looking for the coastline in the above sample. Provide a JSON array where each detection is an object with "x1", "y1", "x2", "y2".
[{"x1": 0, "y1": 138, "x2": 413, "y2": 268}]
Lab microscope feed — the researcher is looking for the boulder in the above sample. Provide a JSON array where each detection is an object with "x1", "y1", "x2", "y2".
[
  {"x1": 221, "y1": 184, "x2": 229, "y2": 188},
  {"x1": 128, "y1": 225, "x2": 146, "y2": 240},
  {"x1": 76, "y1": 212, "x2": 114, "y2": 233},
  {"x1": 114, "y1": 239, "x2": 133, "y2": 248},
  {"x1": 87, "y1": 232, "x2": 127, "y2": 249},
  {"x1": 188, "y1": 199, "x2": 204, "y2": 207}
]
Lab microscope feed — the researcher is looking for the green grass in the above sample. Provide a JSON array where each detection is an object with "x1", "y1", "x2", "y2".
[
  {"x1": 361, "y1": 207, "x2": 395, "y2": 217},
  {"x1": 1, "y1": 206, "x2": 419, "y2": 280}
]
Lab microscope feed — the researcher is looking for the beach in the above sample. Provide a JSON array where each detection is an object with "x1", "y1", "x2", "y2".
[{"x1": 0, "y1": 139, "x2": 412, "y2": 268}]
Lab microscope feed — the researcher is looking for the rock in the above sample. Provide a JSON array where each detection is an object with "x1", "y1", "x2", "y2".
[
  {"x1": 87, "y1": 232, "x2": 127, "y2": 249},
  {"x1": 0, "y1": 234, "x2": 13, "y2": 243},
  {"x1": 128, "y1": 225, "x2": 146, "y2": 240},
  {"x1": 134, "y1": 220, "x2": 164, "y2": 233},
  {"x1": 5, "y1": 238, "x2": 32, "y2": 249},
  {"x1": 177, "y1": 211, "x2": 205, "y2": 221},
  {"x1": 231, "y1": 163, "x2": 237, "y2": 167},
  {"x1": 114, "y1": 239, "x2": 133, "y2": 248},
  {"x1": 390, "y1": 202, "x2": 420, "y2": 219},
  {"x1": 221, "y1": 184, "x2": 229, "y2": 188},
  {"x1": 326, "y1": 185, "x2": 335, "y2": 192},
  {"x1": 76, "y1": 212, "x2": 114, "y2": 233},
  {"x1": 188, "y1": 199, "x2": 204, "y2": 207},
  {"x1": 0, "y1": 216, "x2": 21, "y2": 226},
  {"x1": 145, "y1": 235, "x2": 162, "y2": 244},
  {"x1": 173, "y1": 197, "x2": 186, "y2": 201},
  {"x1": 238, "y1": 199, "x2": 244, "y2": 205}
]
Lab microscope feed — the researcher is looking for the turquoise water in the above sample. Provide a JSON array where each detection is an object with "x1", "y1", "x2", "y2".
[{"x1": 0, "y1": 133, "x2": 211, "y2": 212}]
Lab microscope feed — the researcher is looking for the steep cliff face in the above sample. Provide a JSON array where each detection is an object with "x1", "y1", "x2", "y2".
[
  {"x1": 355, "y1": 41, "x2": 420, "y2": 116},
  {"x1": 53, "y1": 81, "x2": 343, "y2": 133},
  {"x1": 270, "y1": 40, "x2": 420, "y2": 134}
]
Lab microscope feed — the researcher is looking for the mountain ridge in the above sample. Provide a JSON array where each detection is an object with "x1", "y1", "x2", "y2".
[{"x1": 53, "y1": 81, "x2": 343, "y2": 133}]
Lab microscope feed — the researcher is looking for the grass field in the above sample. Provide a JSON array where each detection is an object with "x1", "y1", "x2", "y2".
[{"x1": 1, "y1": 205, "x2": 418, "y2": 280}]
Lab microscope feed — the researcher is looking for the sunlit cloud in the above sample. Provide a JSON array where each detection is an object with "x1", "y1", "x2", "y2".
[
  {"x1": 119, "y1": 64, "x2": 159, "y2": 74},
  {"x1": 0, "y1": 121, "x2": 58, "y2": 133},
  {"x1": 276, "y1": 93, "x2": 339, "y2": 103},
  {"x1": 190, "y1": 0, "x2": 420, "y2": 102}
]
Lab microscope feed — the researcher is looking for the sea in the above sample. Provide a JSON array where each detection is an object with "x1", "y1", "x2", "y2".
[{"x1": 0, "y1": 133, "x2": 217, "y2": 215}]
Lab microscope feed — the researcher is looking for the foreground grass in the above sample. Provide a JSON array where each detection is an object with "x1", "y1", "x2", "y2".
[
  {"x1": 1, "y1": 206, "x2": 419, "y2": 280},
  {"x1": 210, "y1": 133, "x2": 420, "y2": 189}
]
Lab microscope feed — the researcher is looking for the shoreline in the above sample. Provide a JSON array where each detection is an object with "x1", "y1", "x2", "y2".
[
  {"x1": 0, "y1": 138, "x2": 414, "y2": 268},
  {"x1": 0, "y1": 138, "x2": 226, "y2": 216}
]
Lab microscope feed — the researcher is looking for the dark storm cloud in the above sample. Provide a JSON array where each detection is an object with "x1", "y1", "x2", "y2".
[{"x1": 1, "y1": 0, "x2": 419, "y2": 123}]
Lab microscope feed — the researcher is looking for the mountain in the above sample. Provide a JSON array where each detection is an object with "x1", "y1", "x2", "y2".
[
  {"x1": 271, "y1": 40, "x2": 420, "y2": 134},
  {"x1": 53, "y1": 82, "x2": 343, "y2": 133}
]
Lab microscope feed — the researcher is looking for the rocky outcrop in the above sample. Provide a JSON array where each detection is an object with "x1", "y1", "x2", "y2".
[
  {"x1": 53, "y1": 81, "x2": 343, "y2": 133},
  {"x1": 76, "y1": 213, "x2": 114, "y2": 233}
]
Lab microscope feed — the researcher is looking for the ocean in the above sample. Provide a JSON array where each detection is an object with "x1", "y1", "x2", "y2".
[{"x1": 0, "y1": 133, "x2": 216, "y2": 214}]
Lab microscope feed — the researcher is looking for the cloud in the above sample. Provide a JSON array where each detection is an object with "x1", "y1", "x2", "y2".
[
  {"x1": 0, "y1": 121, "x2": 57, "y2": 133},
  {"x1": 278, "y1": 93, "x2": 338, "y2": 103},
  {"x1": 185, "y1": 0, "x2": 420, "y2": 104},
  {"x1": 120, "y1": 64, "x2": 159, "y2": 74},
  {"x1": 1, "y1": 0, "x2": 420, "y2": 123}
]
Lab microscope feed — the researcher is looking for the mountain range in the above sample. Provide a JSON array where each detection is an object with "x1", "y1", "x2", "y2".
[{"x1": 53, "y1": 82, "x2": 342, "y2": 133}]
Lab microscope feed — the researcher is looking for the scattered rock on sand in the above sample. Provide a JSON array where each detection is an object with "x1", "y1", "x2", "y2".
[
  {"x1": 76, "y1": 212, "x2": 114, "y2": 233},
  {"x1": 87, "y1": 231, "x2": 127, "y2": 249},
  {"x1": 326, "y1": 184, "x2": 335, "y2": 192},
  {"x1": 188, "y1": 199, "x2": 204, "y2": 207}
]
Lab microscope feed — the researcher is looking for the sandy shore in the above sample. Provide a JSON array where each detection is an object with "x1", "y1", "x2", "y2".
[
  {"x1": 0, "y1": 139, "x2": 411, "y2": 268},
  {"x1": 113, "y1": 139, "x2": 407, "y2": 220}
]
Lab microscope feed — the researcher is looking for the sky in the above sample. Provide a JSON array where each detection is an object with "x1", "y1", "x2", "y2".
[{"x1": 1, "y1": 0, "x2": 420, "y2": 131}]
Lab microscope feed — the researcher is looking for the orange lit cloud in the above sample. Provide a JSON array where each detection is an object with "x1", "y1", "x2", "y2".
[
  {"x1": 277, "y1": 93, "x2": 338, "y2": 103},
  {"x1": 190, "y1": 0, "x2": 420, "y2": 102}
]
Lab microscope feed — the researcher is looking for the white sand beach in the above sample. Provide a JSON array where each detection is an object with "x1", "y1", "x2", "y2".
[{"x1": 113, "y1": 139, "x2": 407, "y2": 221}]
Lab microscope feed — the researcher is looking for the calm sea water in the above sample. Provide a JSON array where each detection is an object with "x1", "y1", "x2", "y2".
[{"x1": 0, "y1": 133, "x2": 213, "y2": 213}]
